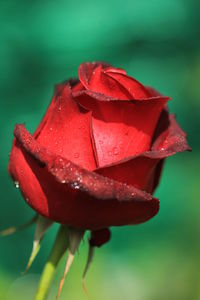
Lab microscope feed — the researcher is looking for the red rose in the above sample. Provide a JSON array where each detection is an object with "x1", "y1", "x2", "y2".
[{"x1": 9, "y1": 62, "x2": 190, "y2": 238}]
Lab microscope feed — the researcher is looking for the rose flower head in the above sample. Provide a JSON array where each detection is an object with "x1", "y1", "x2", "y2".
[{"x1": 7, "y1": 62, "x2": 191, "y2": 298}]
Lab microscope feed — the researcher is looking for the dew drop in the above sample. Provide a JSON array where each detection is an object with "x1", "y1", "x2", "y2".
[
  {"x1": 58, "y1": 106, "x2": 62, "y2": 112},
  {"x1": 71, "y1": 182, "x2": 80, "y2": 190},
  {"x1": 14, "y1": 181, "x2": 19, "y2": 189},
  {"x1": 49, "y1": 127, "x2": 53, "y2": 132}
]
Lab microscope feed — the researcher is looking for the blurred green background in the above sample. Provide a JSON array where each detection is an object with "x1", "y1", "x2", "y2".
[{"x1": 0, "y1": 0, "x2": 200, "y2": 299}]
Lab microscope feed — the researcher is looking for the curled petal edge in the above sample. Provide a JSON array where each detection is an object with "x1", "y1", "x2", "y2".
[
  {"x1": 73, "y1": 89, "x2": 170, "y2": 103},
  {"x1": 12, "y1": 125, "x2": 159, "y2": 221},
  {"x1": 96, "y1": 114, "x2": 191, "y2": 171}
]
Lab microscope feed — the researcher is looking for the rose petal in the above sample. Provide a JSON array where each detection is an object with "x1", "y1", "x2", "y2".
[
  {"x1": 78, "y1": 62, "x2": 151, "y2": 100},
  {"x1": 74, "y1": 92, "x2": 168, "y2": 167},
  {"x1": 73, "y1": 89, "x2": 170, "y2": 103},
  {"x1": 151, "y1": 160, "x2": 165, "y2": 193},
  {"x1": 79, "y1": 63, "x2": 133, "y2": 99},
  {"x1": 33, "y1": 96, "x2": 56, "y2": 139},
  {"x1": 9, "y1": 124, "x2": 159, "y2": 229},
  {"x1": 152, "y1": 114, "x2": 191, "y2": 153},
  {"x1": 35, "y1": 83, "x2": 96, "y2": 171},
  {"x1": 96, "y1": 112, "x2": 191, "y2": 193},
  {"x1": 96, "y1": 157, "x2": 159, "y2": 193},
  {"x1": 105, "y1": 70, "x2": 151, "y2": 99}
]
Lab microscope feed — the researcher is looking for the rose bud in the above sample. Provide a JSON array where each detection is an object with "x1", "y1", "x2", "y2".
[
  {"x1": 7, "y1": 62, "x2": 191, "y2": 298},
  {"x1": 9, "y1": 62, "x2": 190, "y2": 234}
]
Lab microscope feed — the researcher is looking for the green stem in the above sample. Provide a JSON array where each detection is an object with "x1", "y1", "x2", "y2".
[{"x1": 34, "y1": 225, "x2": 69, "y2": 300}]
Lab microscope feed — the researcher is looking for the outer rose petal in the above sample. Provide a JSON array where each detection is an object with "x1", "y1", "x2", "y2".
[
  {"x1": 34, "y1": 83, "x2": 96, "y2": 171},
  {"x1": 96, "y1": 111, "x2": 191, "y2": 193},
  {"x1": 78, "y1": 62, "x2": 152, "y2": 100},
  {"x1": 73, "y1": 91, "x2": 168, "y2": 167},
  {"x1": 8, "y1": 125, "x2": 159, "y2": 230},
  {"x1": 96, "y1": 157, "x2": 159, "y2": 193}
]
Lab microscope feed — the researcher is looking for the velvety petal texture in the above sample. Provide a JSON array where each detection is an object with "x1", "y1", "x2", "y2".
[
  {"x1": 8, "y1": 62, "x2": 190, "y2": 231},
  {"x1": 9, "y1": 124, "x2": 159, "y2": 229}
]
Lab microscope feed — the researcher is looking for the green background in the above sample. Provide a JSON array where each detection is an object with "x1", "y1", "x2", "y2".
[{"x1": 0, "y1": 0, "x2": 200, "y2": 299}]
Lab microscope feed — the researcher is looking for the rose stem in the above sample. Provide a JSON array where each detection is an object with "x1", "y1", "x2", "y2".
[{"x1": 34, "y1": 225, "x2": 69, "y2": 300}]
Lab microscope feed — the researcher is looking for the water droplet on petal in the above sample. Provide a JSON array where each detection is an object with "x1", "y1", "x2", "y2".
[
  {"x1": 14, "y1": 181, "x2": 19, "y2": 189},
  {"x1": 49, "y1": 127, "x2": 53, "y2": 132},
  {"x1": 71, "y1": 182, "x2": 80, "y2": 190}
]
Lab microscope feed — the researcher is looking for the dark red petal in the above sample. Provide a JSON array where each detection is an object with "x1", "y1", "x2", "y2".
[
  {"x1": 90, "y1": 228, "x2": 111, "y2": 247},
  {"x1": 151, "y1": 159, "x2": 165, "y2": 193},
  {"x1": 78, "y1": 62, "x2": 152, "y2": 100},
  {"x1": 9, "y1": 124, "x2": 159, "y2": 229},
  {"x1": 74, "y1": 92, "x2": 168, "y2": 167},
  {"x1": 35, "y1": 83, "x2": 96, "y2": 171},
  {"x1": 79, "y1": 63, "x2": 133, "y2": 100},
  {"x1": 34, "y1": 80, "x2": 77, "y2": 139},
  {"x1": 72, "y1": 81, "x2": 85, "y2": 93},
  {"x1": 96, "y1": 112, "x2": 191, "y2": 192},
  {"x1": 105, "y1": 70, "x2": 151, "y2": 99},
  {"x1": 96, "y1": 157, "x2": 160, "y2": 193},
  {"x1": 151, "y1": 109, "x2": 170, "y2": 146},
  {"x1": 73, "y1": 89, "x2": 170, "y2": 103},
  {"x1": 152, "y1": 114, "x2": 191, "y2": 153},
  {"x1": 33, "y1": 96, "x2": 56, "y2": 139},
  {"x1": 78, "y1": 61, "x2": 111, "y2": 88}
]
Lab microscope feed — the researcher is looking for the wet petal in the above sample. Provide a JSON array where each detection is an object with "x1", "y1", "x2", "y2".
[
  {"x1": 78, "y1": 62, "x2": 151, "y2": 100},
  {"x1": 74, "y1": 91, "x2": 168, "y2": 166},
  {"x1": 9, "y1": 124, "x2": 159, "y2": 229},
  {"x1": 35, "y1": 83, "x2": 96, "y2": 171},
  {"x1": 96, "y1": 112, "x2": 191, "y2": 193}
]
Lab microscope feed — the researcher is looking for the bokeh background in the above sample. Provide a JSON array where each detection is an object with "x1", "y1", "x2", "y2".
[{"x1": 0, "y1": 0, "x2": 200, "y2": 299}]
